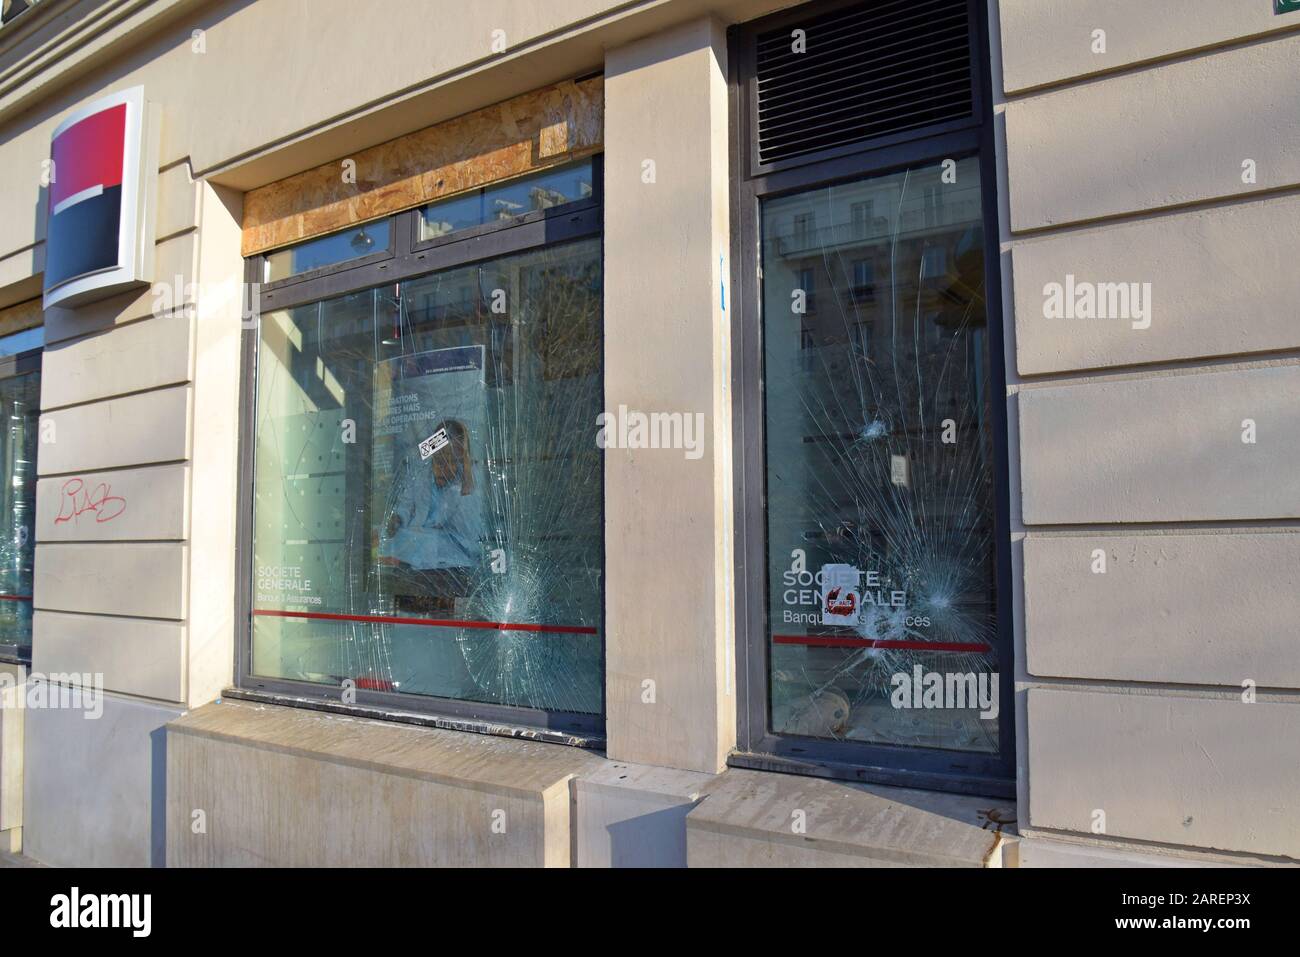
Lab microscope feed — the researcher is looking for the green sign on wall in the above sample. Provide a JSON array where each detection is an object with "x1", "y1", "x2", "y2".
[{"x1": 1279, "y1": 0, "x2": 1300, "y2": 15}]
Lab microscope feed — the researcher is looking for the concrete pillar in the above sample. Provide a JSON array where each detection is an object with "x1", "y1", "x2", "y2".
[
  {"x1": 602, "y1": 18, "x2": 735, "y2": 773},
  {"x1": 186, "y1": 181, "x2": 244, "y2": 707}
]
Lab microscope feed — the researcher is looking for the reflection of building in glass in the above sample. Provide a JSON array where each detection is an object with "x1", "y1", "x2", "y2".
[
  {"x1": 761, "y1": 159, "x2": 996, "y2": 753},
  {"x1": 252, "y1": 241, "x2": 604, "y2": 715},
  {"x1": 0, "y1": 366, "x2": 38, "y2": 658}
]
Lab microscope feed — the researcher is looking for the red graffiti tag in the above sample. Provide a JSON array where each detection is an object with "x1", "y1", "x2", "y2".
[{"x1": 54, "y1": 478, "x2": 127, "y2": 525}]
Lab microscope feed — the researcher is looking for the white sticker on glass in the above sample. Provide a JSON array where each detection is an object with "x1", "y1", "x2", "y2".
[
  {"x1": 419, "y1": 427, "x2": 450, "y2": 460},
  {"x1": 820, "y1": 563, "x2": 862, "y2": 626},
  {"x1": 890, "y1": 454, "x2": 910, "y2": 487}
]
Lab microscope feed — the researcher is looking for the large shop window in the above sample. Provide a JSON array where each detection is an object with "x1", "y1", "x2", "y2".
[
  {"x1": 0, "y1": 334, "x2": 40, "y2": 662},
  {"x1": 731, "y1": 0, "x2": 1013, "y2": 795},
  {"x1": 241, "y1": 159, "x2": 603, "y2": 736}
]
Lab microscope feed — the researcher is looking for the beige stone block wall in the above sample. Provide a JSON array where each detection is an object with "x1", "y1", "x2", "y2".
[
  {"x1": 35, "y1": 464, "x2": 190, "y2": 542},
  {"x1": 40, "y1": 311, "x2": 194, "y2": 408},
  {"x1": 24, "y1": 164, "x2": 242, "y2": 721},
  {"x1": 1024, "y1": 532, "x2": 1300, "y2": 686},
  {"x1": 1027, "y1": 689, "x2": 1300, "y2": 859},
  {"x1": 33, "y1": 613, "x2": 186, "y2": 702},
  {"x1": 1005, "y1": 32, "x2": 1300, "y2": 231},
  {"x1": 1019, "y1": 366, "x2": 1300, "y2": 524},
  {"x1": 999, "y1": 0, "x2": 1300, "y2": 93},
  {"x1": 36, "y1": 385, "x2": 192, "y2": 474},
  {"x1": 992, "y1": 0, "x2": 1300, "y2": 861},
  {"x1": 35, "y1": 543, "x2": 188, "y2": 620},
  {"x1": 1012, "y1": 195, "x2": 1300, "y2": 374}
]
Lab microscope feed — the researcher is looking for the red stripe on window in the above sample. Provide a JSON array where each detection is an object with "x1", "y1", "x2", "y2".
[
  {"x1": 773, "y1": 634, "x2": 989, "y2": 653},
  {"x1": 253, "y1": 608, "x2": 597, "y2": 634},
  {"x1": 49, "y1": 104, "x2": 126, "y2": 210},
  {"x1": 0, "y1": 595, "x2": 32, "y2": 602}
]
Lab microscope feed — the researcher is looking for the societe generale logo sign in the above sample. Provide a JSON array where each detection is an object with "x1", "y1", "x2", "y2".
[{"x1": 43, "y1": 86, "x2": 159, "y2": 309}]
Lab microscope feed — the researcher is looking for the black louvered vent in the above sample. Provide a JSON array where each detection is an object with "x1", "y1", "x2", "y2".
[{"x1": 755, "y1": 0, "x2": 974, "y2": 165}]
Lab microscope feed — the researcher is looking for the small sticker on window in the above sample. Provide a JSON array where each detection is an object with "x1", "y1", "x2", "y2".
[
  {"x1": 890, "y1": 454, "x2": 910, "y2": 487},
  {"x1": 419, "y1": 427, "x2": 449, "y2": 460},
  {"x1": 820, "y1": 563, "x2": 862, "y2": 626}
]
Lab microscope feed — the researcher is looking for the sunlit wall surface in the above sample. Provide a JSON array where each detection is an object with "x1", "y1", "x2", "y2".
[
  {"x1": 252, "y1": 239, "x2": 603, "y2": 715},
  {"x1": 761, "y1": 157, "x2": 998, "y2": 752}
]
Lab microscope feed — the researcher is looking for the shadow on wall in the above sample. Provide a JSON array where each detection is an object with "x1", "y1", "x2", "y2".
[
  {"x1": 150, "y1": 724, "x2": 166, "y2": 867},
  {"x1": 606, "y1": 803, "x2": 692, "y2": 868}
]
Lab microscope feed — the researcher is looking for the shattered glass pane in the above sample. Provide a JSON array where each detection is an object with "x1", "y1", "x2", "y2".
[
  {"x1": 252, "y1": 238, "x2": 603, "y2": 715},
  {"x1": 0, "y1": 365, "x2": 38, "y2": 657},
  {"x1": 762, "y1": 157, "x2": 999, "y2": 752}
]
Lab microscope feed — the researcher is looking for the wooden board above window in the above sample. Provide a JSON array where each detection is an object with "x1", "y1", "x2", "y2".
[
  {"x1": 0, "y1": 297, "x2": 41, "y2": 336},
  {"x1": 241, "y1": 76, "x2": 603, "y2": 257}
]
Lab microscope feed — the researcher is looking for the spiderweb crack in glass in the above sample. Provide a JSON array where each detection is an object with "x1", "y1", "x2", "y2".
[
  {"x1": 252, "y1": 239, "x2": 603, "y2": 715},
  {"x1": 762, "y1": 158, "x2": 998, "y2": 752}
]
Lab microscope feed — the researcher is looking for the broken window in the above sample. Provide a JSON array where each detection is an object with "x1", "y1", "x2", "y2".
[
  {"x1": 761, "y1": 157, "x2": 1000, "y2": 753},
  {"x1": 0, "y1": 341, "x2": 39, "y2": 661},
  {"x1": 250, "y1": 238, "x2": 603, "y2": 717}
]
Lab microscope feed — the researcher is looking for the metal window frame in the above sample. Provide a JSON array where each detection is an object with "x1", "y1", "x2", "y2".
[
  {"x1": 235, "y1": 158, "x2": 606, "y2": 742},
  {"x1": 259, "y1": 217, "x2": 397, "y2": 296},
  {"x1": 0, "y1": 345, "x2": 41, "y2": 665},
  {"x1": 728, "y1": 0, "x2": 1016, "y2": 797}
]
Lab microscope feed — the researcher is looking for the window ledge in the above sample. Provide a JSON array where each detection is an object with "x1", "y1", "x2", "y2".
[
  {"x1": 686, "y1": 768, "x2": 1016, "y2": 868},
  {"x1": 222, "y1": 687, "x2": 603, "y2": 750},
  {"x1": 170, "y1": 698, "x2": 604, "y2": 797}
]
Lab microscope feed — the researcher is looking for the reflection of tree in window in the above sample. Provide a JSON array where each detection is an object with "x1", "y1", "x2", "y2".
[
  {"x1": 760, "y1": 159, "x2": 998, "y2": 753},
  {"x1": 252, "y1": 240, "x2": 604, "y2": 715}
]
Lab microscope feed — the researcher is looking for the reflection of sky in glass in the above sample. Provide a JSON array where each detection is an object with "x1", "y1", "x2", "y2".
[
  {"x1": 265, "y1": 218, "x2": 391, "y2": 282},
  {"x1": 419, "y1": 159, "x2": 594, "y2": 240},
  {"x1": 0, "y1": 327, "x2": 43, "y2": 358}
]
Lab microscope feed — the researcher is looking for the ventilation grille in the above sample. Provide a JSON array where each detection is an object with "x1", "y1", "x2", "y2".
[{"x1": 755, "y1": 0, "x2": 974, "y2": 166}]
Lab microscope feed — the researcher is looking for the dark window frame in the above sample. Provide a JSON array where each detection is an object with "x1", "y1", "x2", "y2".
[
  {"x1": 0, "y1": 344, "x2": 41, "y2": 665},
  {"x1": 728, "y1": 0, "x2": 1015, "y2": 797},
  {"x1": 260, "y1": 218, "x2": 396, "y2": 294},
  {"x1": 235, "y1": 157, "x2": 606, "y2": 744}
]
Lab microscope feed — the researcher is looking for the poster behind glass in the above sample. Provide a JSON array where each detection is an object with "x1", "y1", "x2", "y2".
[{"x1": 252, "y1": 239, "x2": 603, "y2": 715}]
